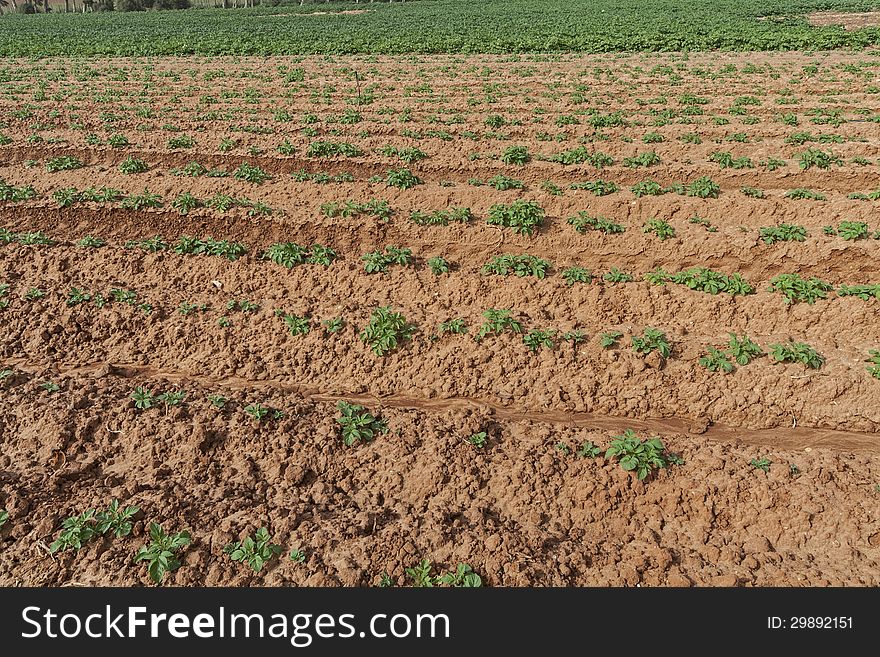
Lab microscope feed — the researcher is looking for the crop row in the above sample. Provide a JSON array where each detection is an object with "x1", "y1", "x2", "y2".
[
  {"x1": 3, "y1": 228, "x2": 878, "y2": 307},
  {"x1": 4, "y1": 272, "x2": 880, "y2": 377}
]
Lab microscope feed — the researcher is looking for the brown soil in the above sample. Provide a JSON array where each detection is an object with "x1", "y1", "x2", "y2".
[
  {"x1": 808, "y1": 11, "x2": 880, "y2": 29},
  {"x1": 1, "y1": 52, "x2": 879, "y2": 587}
]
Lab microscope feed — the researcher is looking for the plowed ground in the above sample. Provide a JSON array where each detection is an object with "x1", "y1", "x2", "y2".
[{"x1": 1, "y1": 52, "x2": 879, "y2": 586}]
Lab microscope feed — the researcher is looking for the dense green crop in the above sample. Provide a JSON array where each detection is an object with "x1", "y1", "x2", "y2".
[{"x1": 0, "y1": 1, "x2": 876, "y2": 57}]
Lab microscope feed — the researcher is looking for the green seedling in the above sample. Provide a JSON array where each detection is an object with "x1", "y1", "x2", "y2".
[
  {"x1": 567, "y1": 212, "x2": 625, "y2": 234},
  {"x1": 750, "y1": 458, "x2": 772, "y2": 473},
  {"x1": 770, "y1": 341, "x2": 824, "y2": 369},
  {"x1": 600, "y1": 331, "x2": 623, "y2": 348},
  {"x1": 643, "y1": 218, "x2": 675, "y2": 240},
  {"x1": 523, "y1": 329, "x2": 556, "y2": 352},
  {"x1": 603, "y1": 268, "x2": 633, "y2": 284},
  {"x1": 336, "y1": 400, "x2": 388, "y2": 446},
  {"x1": 225, "y1": 527, "x2": 283, "y2": 572},
  {"x1": 632, "y1": 328, "x2": 671, "y2": 358},
  {"x1": 207, "y1": 394, "x2": 228, "y2": 409},
  {"x1": 769, "y1": 274, "x2": 832, "y2": 304},
  {"x1": 576, "y1": 440, "x2": 602, "y2": 458},
  {"x1": 486, "y1": 199, "x2": 544, "y2": 236},
  {"x1": 699, "y1": 346, "x2": 734, "y2": 373},
  {"x1": 96, "y1": 500, "x2": 139, "y2": 538},
  {"x1": 134, "y1": 523, "x2": 191, "y2": 585},
  {"x1": 323, "y1": 317, "x2": 346, "y2": 334},
  {"x1": 467, "y1": 432, "x2": 488, "y2": 448},
  {"x1": 244, "y1": 403, "x2": 270, "y2": 422},
  {"x1": 727, "y1": 333, "x2": 763, "y2": 365},
  {"x1": 438, "y1": 319, "x2": 468, "y2": 336},
  {"x1": 132, "y1": 386, "x2": 156, "y2": 410},
  {"x1": 50, "y1": 510, "x2": 98, "y2": 552},
  {"x1": 482, "y1": 254, "x2": 550, "y2": 278},
  {"x1": 476, "y1": 308, "x2": 522, "y2": 341},
  {"x1": 427, "y1": 256, "x2": 450, "y2": 275},
  {"x1": 606, "y1": 429, "x2": 668, "y2": 480},
  {"x1": 360, "y1": 306, "x2": 415, "y2": 356}
]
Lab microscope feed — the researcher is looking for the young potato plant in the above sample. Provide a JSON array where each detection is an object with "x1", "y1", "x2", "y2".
[
  {"x1": 362, "y1": 246, "x2": 413, "y2": 274},
  {"x1": 686, "y1": 175, "x2": 720, "y2": 199},
  {"x1": 727, "y1": 333, "x2": 763, "y2": 365},
  {"x1": 837, "y1": 284, "x2": 880, "y2": 301},
  {"x1": 386, "y1": 168, "x2": 423, "y2": 189},
  {"x1": 603, "y1": 267, "x2": 633, "y2": 284},
  {"x1": 50, "y1": 499, "x2": 139, "y2": 552},
  {"x1": 225, "y1": 527, "x2": 283, "y2": 572},
  {"x1": 642, "y1": 218, "x2": 675, "y2": 240},
  {"x1": 798, "y1": 148, "x2": 841, "y2": 170},
  {"x1": 486, "y1": 200, "x2": 544, "y2": 236},
  {"x1": 567, "y1": 212, "x2": 624, "y2": 234},
  {"x1": 501, "y1": 145, "x2": 530, "y2": 165},
  {"x1": 322, "y1": 199, "x2": 392, "y2": 223},
  {"x1": 174, "y1": 236, "x2": 247, "y2": 261},
  {"x1": 561, "y1": 266, "x2": 593, "y2": 286},
  {"x1": 234, "y1": 163, "x2": 272, "y2": 184},
  {"x1": 577, "y1": 440, "x2": 602, "y2": 458},
  {"x1": 600, "y1": 330, "x2": 623, "y2": 348},
  {"x1": 605, "y1": 429, "x2": 669, "y2": 480},
  {"x1": 119, "y1": 156, "x2": 149, "y2": 174},
  {"x1": 569, "y1": 180, "x2": 619, "y2": 196},
  {"x1": 276, "y1": 311, "x2": 310, "y2": 337},
  {"x1": 427, "y1": 256, "x2": 450, "y2": 275},
  {"x1": 523, "y1": 329, "x2": 556, "y2": 352},
  {"x1": 784, "y1": 188, "x2": 826, "y2": 201},
  {"x1": 632, "y1": 328, "x2": 671, "y2": 358},
  {"x1": 336, "y1": 400, "x2": 388, "y2": 446},
  {"x1": 482, "y1": 254, "x2": 550, "y2": 278},
  {"x1": 769, "y1": 274, "x2": 833, "y2": 304},
  {"x1": 688, "y1": 216, "x2": 716, "y2": 232},
  {"x1": 699, "y1": 346, "x2": 734, "y2": 373},
  {"x1": 409, "y1": 207, "x2": 472, "y2": 226},
  {"x1": 135, "y1": 523, "x2": 191, "y2": 585},
  {"x1": 323, "y1": 317, "x2": 346, "y2": 334},
  {"x1": 50, "y1": 510, "x2": 98, "y2": 553},
  {"x1": 360, "y1": 306, "x2": 416, "y2": 356},
  {"x1": 45, "y1": 156, "x2": 83, "y2": 172},
  {"x1": 650, "y1": 267, "x2": 753, "y2": 296},
  {"x1": 244, "y1": 402, "x2": 283, "y2": 423},
  {"x1": 486, "y1": 174, "x2": 524, "y2": 191},
  {"x1": 476, "y1": 309, "x2": 522, "y2": 341},
  {"x1": 437, "y1": 318, "x2": 468, "y2": 337},
  {"x1": 263, "y1": 242, "x2": 337, "y2": 268},
  {"x1": 760, "y1": 224, "x2": 807, "y2": 244},
  {"x1": 770, "y1": 341, "x2": 824, "y2": 369},
  {"x1": 466, "y1": 431, "x2": 487, "y2": 448},
  {"x1": 405, "y1": 560, "x2": 482, "y2": 588},
  {"x1": 827, "y1": 221, "x2": 870, "y2": 241}
]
